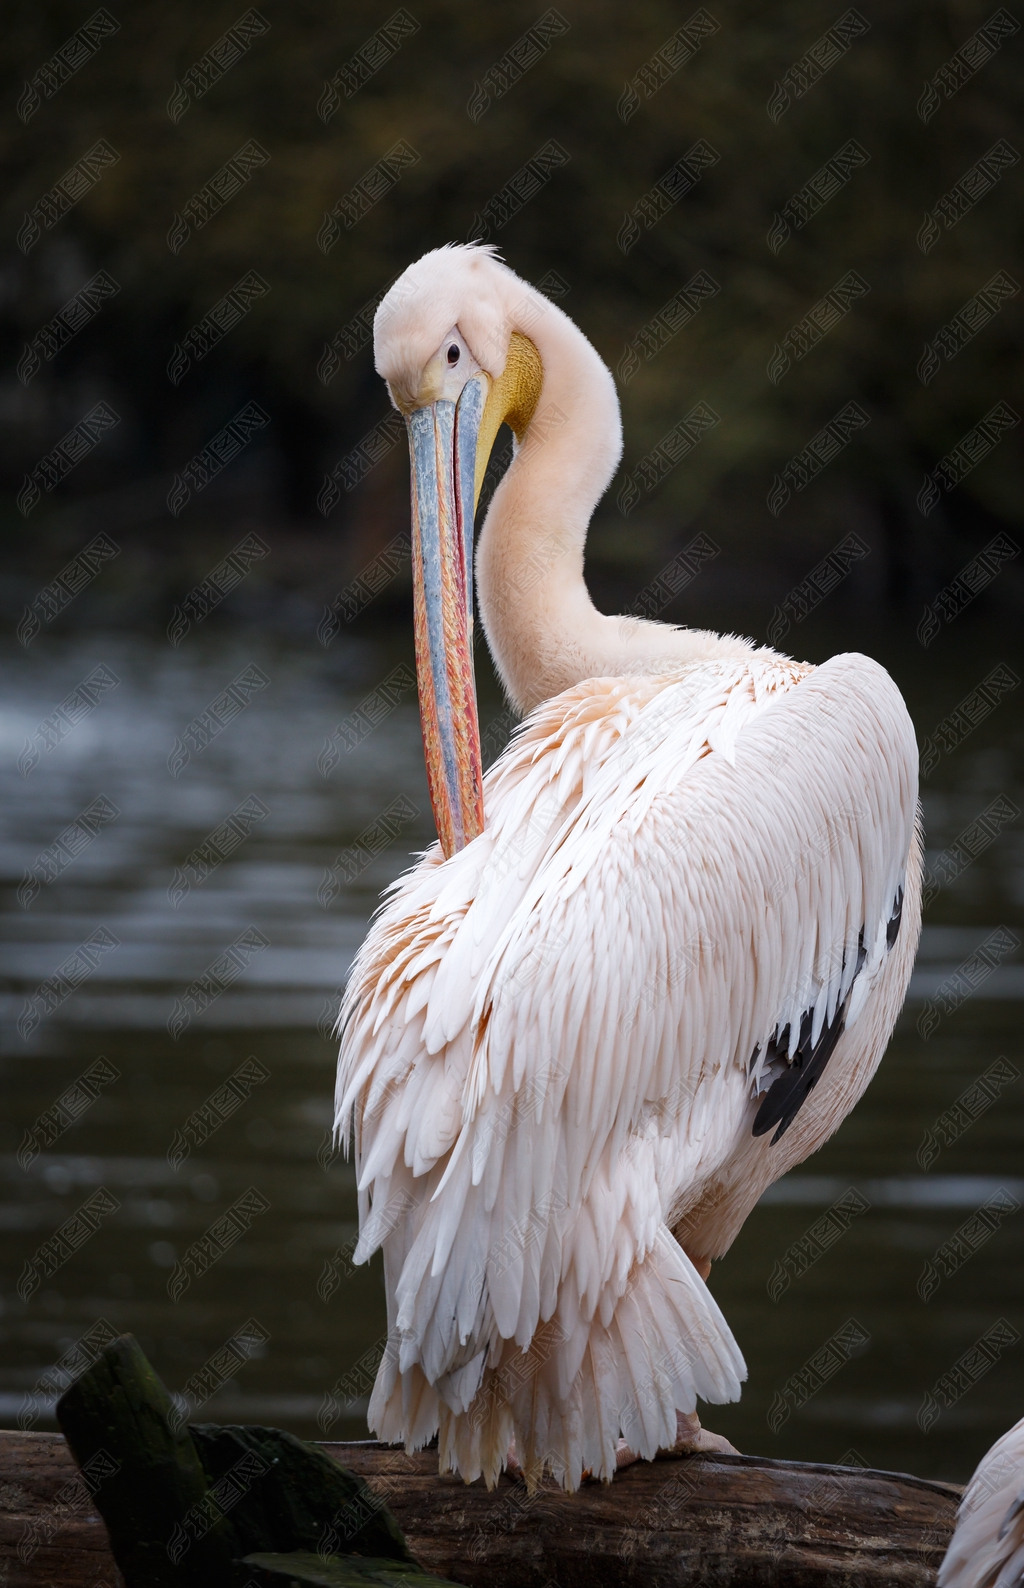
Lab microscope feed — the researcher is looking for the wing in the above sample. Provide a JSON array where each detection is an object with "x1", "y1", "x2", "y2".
[
  {"x1": 939, "y1": 1415, "x2": 1024, "y2": 1588},
  {"x1": 336, "y1": 649, "x2": 917, "y2": 1447}
]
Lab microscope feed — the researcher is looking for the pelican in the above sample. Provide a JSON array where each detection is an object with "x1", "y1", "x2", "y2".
[
  {"x1": 939, "y1": 1417, "x2": 1024, "y2": 1587},
  {"x1": 334, "y1": 243, "x2": 921, "y2": 1492}
]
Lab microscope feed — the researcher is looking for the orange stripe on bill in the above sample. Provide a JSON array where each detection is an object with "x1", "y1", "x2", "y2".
[{"x1": 406, "y1": 376, "x2": 486, "y2": 858}]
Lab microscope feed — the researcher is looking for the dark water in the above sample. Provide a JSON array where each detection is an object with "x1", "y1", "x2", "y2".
[{"x1": 1, "y1": 616, "x2": 1021, "y2": 1486}]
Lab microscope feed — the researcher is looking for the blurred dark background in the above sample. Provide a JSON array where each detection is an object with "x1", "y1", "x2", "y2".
[
  {"x1": 1, "y1": 0, "x2": 1023, "y2": 1494},
  {"x1": 2, "y1": 0, "x2": 1021, "y2": 633}
]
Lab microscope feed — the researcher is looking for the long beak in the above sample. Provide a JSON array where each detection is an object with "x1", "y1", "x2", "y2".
[{"x1": 407, "y1": 375, "x2": 487, "y2": 858}]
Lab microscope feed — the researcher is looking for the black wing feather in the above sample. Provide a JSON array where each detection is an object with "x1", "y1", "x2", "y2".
[
  {"x1": 751, "y1": 886, "x2": 904, "y2": 1146},
  {"x1": 751, "y1": 999, "x2": 849, "y2": 1144}
]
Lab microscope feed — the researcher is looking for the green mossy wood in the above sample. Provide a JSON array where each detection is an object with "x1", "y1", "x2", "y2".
[
  {"x1": 55, "y1": 1332, "x2": 239, "y2": 1584},
  {"x1": 54, "y1": 1333, "x2": 463, "y2": 1588}
]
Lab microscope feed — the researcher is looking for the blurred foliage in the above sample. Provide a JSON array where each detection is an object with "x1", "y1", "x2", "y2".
[{"x1": 1, "y1": 0, "x2": 1022, "y2": 630}]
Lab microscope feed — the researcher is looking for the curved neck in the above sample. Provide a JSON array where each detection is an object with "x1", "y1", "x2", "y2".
[{"x1": 474, "y1": 284, "x2": 749, "y2": 714}]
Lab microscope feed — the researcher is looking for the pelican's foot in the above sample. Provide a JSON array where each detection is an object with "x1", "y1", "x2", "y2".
[
  {"x1": 611, "y1": 1411, "x2": 738, "y2": 1476},
  {"x1": 670, "y1": 1409, "x2": 739, "y2": 1456},
  {"x1": 514, "y1": 1417, "x2": 737, "y2": 1486}
]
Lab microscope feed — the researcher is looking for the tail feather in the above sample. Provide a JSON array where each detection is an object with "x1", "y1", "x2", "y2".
[{"x1": 370, "y1": 1224, "x2": 745, "y2": 1491}]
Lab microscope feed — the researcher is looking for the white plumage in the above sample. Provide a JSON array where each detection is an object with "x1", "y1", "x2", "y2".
[
  {"x1": 334, "y1": 244, "x2": 922, "y2": 1491},
  {"x1": 939, "y1": 1416, "x2": 1024, "y2": 1588}
]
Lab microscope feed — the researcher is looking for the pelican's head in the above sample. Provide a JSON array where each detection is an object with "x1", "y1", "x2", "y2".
[{"x1": 374, "y1": 244, "x2": 543, "y2": 858}]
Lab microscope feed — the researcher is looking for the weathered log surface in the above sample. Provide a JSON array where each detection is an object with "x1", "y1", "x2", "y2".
[{"x1": 0, "y1": 1429, "x2": 960, "y2": 1588}]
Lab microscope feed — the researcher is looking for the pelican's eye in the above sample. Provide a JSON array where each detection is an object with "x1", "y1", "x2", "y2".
[{"x1": 447, "y1": 344, "x2": 460, "y2": 365}]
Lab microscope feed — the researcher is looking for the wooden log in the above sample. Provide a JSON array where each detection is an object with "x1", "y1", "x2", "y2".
[
  {"x1": 241, "y1": 1549, "x2": 489, "y2": 1585},
  {"x1": 0, "y1": 1429, "x2": 959, "y2": 1587}
]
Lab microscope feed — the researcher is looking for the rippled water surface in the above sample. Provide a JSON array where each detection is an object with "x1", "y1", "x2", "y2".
[{"x1": 1, "y1": 618, "x2": 1021, "y2": 1485}]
